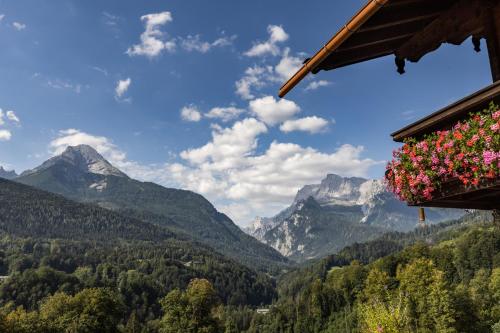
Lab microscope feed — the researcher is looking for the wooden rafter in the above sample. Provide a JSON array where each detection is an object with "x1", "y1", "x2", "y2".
[{"x1": 396, "y1": 0, "x2": 488, "y2": 62}]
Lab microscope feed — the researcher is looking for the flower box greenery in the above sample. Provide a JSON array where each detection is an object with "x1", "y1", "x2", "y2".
[{"x1": 386, "y1": 103, "x2": 500, "y2": 205}]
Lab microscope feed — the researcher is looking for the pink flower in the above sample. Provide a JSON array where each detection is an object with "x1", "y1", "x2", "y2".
[{"x1": 483, "y1": 151, "x2": 497, "y2": 165}]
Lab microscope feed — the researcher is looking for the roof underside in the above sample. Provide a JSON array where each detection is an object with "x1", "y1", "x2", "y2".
[
  {"x1": 313, "y1": 0, "x2": 467, "y2": 73},
  {"x1": 279, "y1": 0, "x2": 498, "y2": 97}
]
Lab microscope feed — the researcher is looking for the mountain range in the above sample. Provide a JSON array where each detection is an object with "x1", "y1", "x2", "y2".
[
  {"x1": 13, "y1": 145, "x2": 287, "y2": 271},
  {"x1": 0, "y1": 166, "x2": 17, "y2": 180},
  {"x1": 246, "y1": 174, "x2": 464, "y2": 262}
]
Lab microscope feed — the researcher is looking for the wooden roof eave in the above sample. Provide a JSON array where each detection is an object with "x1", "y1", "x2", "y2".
[
  {"x1": 278, "y1": 0, "x2": 498, "y2": 97},
  {"x1": 278, "y1": 0, "x2": 390, "y2": 98}
]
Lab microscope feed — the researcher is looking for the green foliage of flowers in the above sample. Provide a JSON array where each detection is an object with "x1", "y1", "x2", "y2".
[{"x1": 386, "y1": 103, "x2": 500, "y2": 204}]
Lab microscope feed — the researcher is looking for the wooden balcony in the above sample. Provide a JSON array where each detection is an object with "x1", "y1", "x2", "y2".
[{"x1": 408, "y1": 178, "x2": 500, "y2": 210}]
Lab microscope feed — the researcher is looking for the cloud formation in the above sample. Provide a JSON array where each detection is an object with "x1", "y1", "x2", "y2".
[
  {"x1": 305, "y1": 80, "x2": 332, "y2": 91},
  {"x1": 126, "y1": 12, "x2": 176, "y2": 57},
  {"x1": 115, "y1": 78, "x2": 131, "y2": 99},
  {"x1": 0, "y1": 130, "x2": 11, "y2": 141},
  {"x1": 235, "y1": 51, "x2": 302, "y2": 100},
  {"x1": 0, "y1": 109, "x2": 20, "y2": 141},
  {"x1": 205, "y1": 106, "x2": 245, "y2": 122},
  {"x1": 12, "y1": 22, "x2": 26, "y2": 31},
  {"x1": 181, "y1": 105, "x2": 202, "y2": 122},
  {"x1": 6, "y1": 111, "x2": 20, "y2": 123},
  {"x1": 245, "y1": 25, "x2": 289, "y2": 57},
  {"x1": 180, "y1": 34, "x2": 236, "y2": 53},
  {"x1": 280, "y1": 116, "x2": 329, "y2": 134},
  {"x1": 249, "y1": 96, "x2": 300, "y2": 126}
]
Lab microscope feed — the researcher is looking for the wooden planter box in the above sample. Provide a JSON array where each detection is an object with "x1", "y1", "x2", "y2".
[{"x1": 408, "y1": 177, "x2": 500, "y2": 210}]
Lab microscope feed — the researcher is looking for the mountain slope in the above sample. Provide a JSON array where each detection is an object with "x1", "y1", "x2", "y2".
[
  {"x1": 0, "y1": 178, "x2": 278, "y2": 307},
  {"x1": 0, "y1": 178, "x2": 174, "y2": 242},
  {"x1": 261, "y1": 197, "x2": 385, "y2": 261},
  {"x1": 16, "y1": 145, "x2": 288, "y2": 270},
  {"x1": 0, "y1": 166, "x2": 17, "y2": 180},
  {"x1": 248, "y1": 174, "x2": 464, "y2": 262}
]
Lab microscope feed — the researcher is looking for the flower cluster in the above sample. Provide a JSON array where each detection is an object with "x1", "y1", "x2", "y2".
[{"x1": 386, "y1": 103, "x2": 500, "y2": 204}]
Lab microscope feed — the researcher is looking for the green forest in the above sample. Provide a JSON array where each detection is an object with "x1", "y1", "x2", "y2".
[
  {"x1": 0, "y1": 179, "x2": 499, "y2": 332},
  {"x1": 0, "y1": 213, "x2": 498, "y2": 332}
]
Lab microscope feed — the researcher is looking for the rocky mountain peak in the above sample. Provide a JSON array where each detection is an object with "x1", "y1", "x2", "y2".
[
  {"x1": 22, "y1": 144, "x2": 128, "y2": 178},
  {"x1": 294, "y1": 174, "x2": 375, "y2": 206}
]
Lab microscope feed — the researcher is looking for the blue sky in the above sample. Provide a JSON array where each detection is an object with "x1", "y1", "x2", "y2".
[{"x1": 0, "y1": 0, "x2": 494, "y2": 225}]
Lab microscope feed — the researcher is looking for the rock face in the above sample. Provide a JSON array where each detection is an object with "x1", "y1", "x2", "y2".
[
  {"x1": 247, "y1": 174, "x2": 464, "y2": 262},
  {"x1": 16, "y1": 145, "x2": 288, "y2": 270},
  {"x1": 0, "y1": 166, "x2": 17, "y2": 180}
]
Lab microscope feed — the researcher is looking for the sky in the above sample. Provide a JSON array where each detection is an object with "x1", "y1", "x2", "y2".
[{"x1": 0, "y1": 0, "x2": 495, "y2": 226}]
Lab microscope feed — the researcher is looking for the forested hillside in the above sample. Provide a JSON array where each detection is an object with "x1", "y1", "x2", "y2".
[
  {"x1": 0, "y1": 178, "x2": 175, "y2": 242},
  {"x1": 16, "y1": 145, "x2": 288, "y2": 271},
  {"x1": 0, "y1": 198, "x2": 497, "y2": 332},
  {"x1": 0, "y1": 178, "x2": 278, "y2": 331},
  {"x1": 218, "y1": 215, "x2": 500, "y2": 333}
]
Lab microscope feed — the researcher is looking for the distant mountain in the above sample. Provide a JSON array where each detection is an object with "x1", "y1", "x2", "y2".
[
  {"x1": 247, "y1": 174, "x2": 464, "y2": 262},
  {"x1": 16, "y1": 145, "x2": 287, "y2": 270},
  {"x1": 0, "y1": 166, "x2": 17, "y2": 180},
  {"x1": 21, "y1": 145, "x2": 127, "y2": 178}
]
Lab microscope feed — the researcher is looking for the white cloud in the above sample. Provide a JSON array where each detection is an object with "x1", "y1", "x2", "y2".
[
  {"x1": 180, "y1": 118, "x2": 267, "y2": 166},
  {"x1": 280, "y1": 116, "x2": 329, "y2": 134},
  {"x1": 6, "y1": 111, "x2": 20, "y2": 123},
  {"x1": 205, "y1": 106, "x2": 245, "y2": 122},
  {"x1": 173, "y1": 118, "x2": 382, "y2": 223},
  {"x1": 180, "y1": 34, "x2": 236, "y2": 53},
  {"x1": 249, "y1": 95, "x2": 300, "y2": 126},
  {"x1": 235, "y1": 65, "x2": 274, "y2": 100},
  {"x1": 126, "y1": 11, "x2": 176, "y2": 58},
  {"x1": 245, "y1": 25, "x2": 289, "y2": 57},
  {"x1": 181, "y1": 105, "x2": 202, "y2": 122},
  {"x1": 115, "y1": 78, "x2": 131, "y2": 98},
  {"x1": 305, "y1": 80, "x2": 331, "y2": 91},
  {"x1": 90, "y1": 66, "x2": 108, "y2": 76},
  {"x1": 0, "y1": 14, "x2": 5, "y2": 22},
  {"x1": 0, "y1": 130, "x2": 11, "y2": 141},
  {"x1": 274, "y1": 48, "x2": 302, "y2": 81},
  {"x1": 12, "y1": 22, "x2": 26, "y2": 31},
  {"x1": 235, "y1": 50, "x2": 302, "y2": 100},
  {"x1": 46, "y1": 79, "x2": 83, "y2": 94}
]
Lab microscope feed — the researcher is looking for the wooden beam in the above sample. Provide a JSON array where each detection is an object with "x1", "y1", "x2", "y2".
[
  {"x1": 485, "y1": 2, "x2": 500, "y2": 81},
  {"x1": 316, "y1": 38, "x2": 409, "y2": 72},
  {"x1": 339, "y1": 18, "x2": 435, "y2": 51},
  {"x1": 359, "y1": 0, "x2": 452, "y2": 32},
  {"x1": 396, "y1": 0, "x2": 488, "y2": 62},
  {"x1": 410, "y1": 201, "x2": 498, "y2": 210}
]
